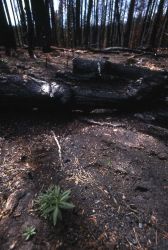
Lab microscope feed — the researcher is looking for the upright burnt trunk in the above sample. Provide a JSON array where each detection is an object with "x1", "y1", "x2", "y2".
[
  {"x1": 3, "y1": 0, "x2": 12, "y2": 26},
  {"x1": 67, "y1": 0, "x2": 74, "y2": 47},
  {"x1": 84, "y1": 0, "x2": 93, "y2": 47},
  {"x1": 30, "y1": 0, "x2": 44, "y2": 46},
  {"x1": 43, "y1": 0, "x2": 51, "y2": 51},
  {"x1": 95, "y1": 0, "x2": 99, "y2": 47},
  {"x1": 76, "y1": 0, "x2": 81, "y2": 46},
  {"x1": 100, "y1": 0, "x2": 109, "y2": 48},
  {"x1": 30, "y1": 0, "x2": 51, "y2": 51},
  {"x1": 9, "y1": 0, "x2": 20, "y2": 45},
  {"x1": 12, "y1": 0, "x2": 23, "y2": 46},
  {"x1": 124, "y1": 0, "x2": 136, "y2": 47},
  {"x1": 0, "y1": 0, "x2": 16, "y2": 55},
  {"x1": 67, "y1": 0, "x2": 71, "y2": 47},
  {"x1": 58, "y1": 0, "x2": 65, "y2": 46},
  {"x1": 17, "y1": 0, "x2": 27, "y2": 44},
  {"x1": 50, "y1": 0, "x2": 58, "y2": 45},
  {"x1": 158, "y1": 6, "x2": 168, "y2": 47},
  {"x1": 140, "y1": 0, "x2": 153, "y2": 45},
  {"x1": 72, "y1": 0, "x2": 76, "y2": 47},
  {"x1": 24, "y1": 0, "x2": 34, "y2": 56},
  {"x1": 108, "y1": 0, "x2": 114, "y2": 46},
  {"x1": 114, "y1": 0, "x2": 121, "y2": 46},
  {"x1": 150, "y1": 0, "x2": 165, "y2": 48}
]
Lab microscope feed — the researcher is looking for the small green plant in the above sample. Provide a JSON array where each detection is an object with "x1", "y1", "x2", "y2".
[
  {"x1": 35, "y1": 185, "x2": 75, "y2": 226},
  {"x1": 106, "y1": 159, "x2": 112, "y2": 166},
  {"x1": 23, "y1": 226, "x2": 36, "y2": 241}
]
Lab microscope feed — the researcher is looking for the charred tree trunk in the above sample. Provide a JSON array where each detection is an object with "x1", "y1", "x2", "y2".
[
  {"x1": 76, "y1": 0, "x2": 81, "y2": 46},
  {"x1": 150, "y1": 0, "x2": 165, "y2": 48},
  {"x1": 84, "y1": 0, "x2": 93, "y2": 47},
  {"x1": 67, "y1": 0, "x2": 74, "y2": 48},
  {"x1": 9, "y1": 0, "x2": 20, "y2": 45},
  {"x1": 17, "y1": 0, "x2": 27, "y2": 44},
  {"x1": 24, "y1": 0, "x2": 35, "y2": 57},
  {"x1": 140, "y1": 0, "x2": 153, "y2": 46},
  {"x1": 158, "y1": 5, "x2": 168, "y2": 47},
  {"x1": 30, "y1": 0, "x2": 45, "y2": 47},
  {"x1": 124, "y1": 0, "x2": 135, "y2": 47},
  {"x1": 50, "y1": 0, "x2": 58, "y2": 45},
  {"x1": 43, "y1": 0, "x2": 51, "y2": 52},
  {"x1": 58, "y1": 0, "x2": 65, "y2": 46},
  {"x1": 30, "y1": 0, "x2": 51, "y2": 51},
  {"x1": 0, "y1": 0, "x2": 16, "y2": 55}
]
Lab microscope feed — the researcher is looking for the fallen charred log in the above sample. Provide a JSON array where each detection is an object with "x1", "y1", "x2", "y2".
[
  {"x1": 89, "y1": 47, "x2": 168, "y2": 58},
  {"x1": 72, "y1": 58, "x2": 167, "y2": 80},
  {"x1": 0, "y1": 75, "x2": 72, "y2": 111},
  {"x1": 0, "y1": 70, "x2": 167, "y2": 112},
  {"x1": 89, "y1": 47, "x2": 146, "y2": 54}
]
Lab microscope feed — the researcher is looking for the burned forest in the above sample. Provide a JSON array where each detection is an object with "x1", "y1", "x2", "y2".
[{"x1": 0, "y1": 0, "x2": 168, "y2": 250}]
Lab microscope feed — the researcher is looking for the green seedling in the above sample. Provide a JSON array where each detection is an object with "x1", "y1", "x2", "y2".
[
  {"x1": 23, "y1": 226, "x2": 36, "y2": 241},
  {"x1": 106, "y1": 159, "x2": 112, "y2": 166},
  {"x1": 35, "y1": 185, "x2": 75, "y2": 226}
]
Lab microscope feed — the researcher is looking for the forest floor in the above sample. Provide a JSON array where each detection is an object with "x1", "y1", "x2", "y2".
[{"x1": 0, "y1": 48, "x2": 168, "y2": 250}]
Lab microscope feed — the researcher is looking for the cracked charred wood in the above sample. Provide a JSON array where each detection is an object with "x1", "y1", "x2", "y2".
[
  {"x1": 0, "y1": 72, "x2": 167, "y2": 112},
  {"x1": 73, "y1": 58, "x2": 167, "y2": 81},
  {"x1": 72, "y1": 74, "x2": 168, "y2": 111},
  {"x1": 0, "y1": 74, "x2": 72, "y2": 111}
]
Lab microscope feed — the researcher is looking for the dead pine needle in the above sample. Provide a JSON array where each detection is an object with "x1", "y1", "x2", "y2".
[
  {"x1": 155, "y1": 229, "x2": 158, "y2": 247},
  {"x1": 79, "y1": 117, "x2": 125, "y2": 128},
  {"x1": 125, "y1": 237, "x2": 133, "y2": 249},
  {"x1": 51, "y1": 131, "x2": 63, "y2": 167},
  {"x1": 133, "y1": 228, "x2": 142, "y2": 249}
]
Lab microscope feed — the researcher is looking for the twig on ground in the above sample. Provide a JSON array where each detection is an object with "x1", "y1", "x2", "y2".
[
  {"x1": 155, "y1": 229, "x2": 158, "y2": 248},
  {"x1": 51, "y1": 131, "x2": 63, "y2": 167},
  {"x1": 125, "y1": 237, "x2": 133, "y2": 249},
  {"x1": 79, "y1": 118, "x2": 126, "y2": 128},
  {"x1": 133, "y1": 228, "x2": 142, "y2": 249}
]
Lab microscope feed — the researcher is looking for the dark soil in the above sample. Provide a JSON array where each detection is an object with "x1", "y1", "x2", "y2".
[{"x1": 0, "y1": 49, "x2": 168, "y2": 250}]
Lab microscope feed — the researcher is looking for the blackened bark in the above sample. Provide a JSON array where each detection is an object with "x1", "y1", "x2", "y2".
[
  {"x1": 76, "y1": 0, "x2": 81, "y2": 46},
  {"x1": 58, "y1": 0, "x2": 65, "y2": 46},
  {"x1": 72, "y1": 58, "x2": 167, "y2": 81},
  {"x1": 30, "y1": 0, "x2": 44, "y2": 46},
  {"x1": 30, "y1": 0, "x2": 51, "y2": 51},
  {"x1": 124, "y1": 0, "x2": 136, "y2": 47},
  {"x1": 50, "y1": 0, "x2": 58, "y2": 45},
  {"x1": 150, "y1": 0, "x2": 165, "y2": 48},
  {"x1": 0, "y1": 74, "x2": 72, "y2": 111},
  {"x1": 24, "y1": 0, "x2": 34, "y2": 56},
  {"x1": 100, "y1": 0, "x2": 108, "y2": 48},
  {"x1": 17, "y1": 0, "x2": 27, "y2": 44},
  {"x1": 0, "y1": 71, "x2": 167, "y2": 112},
  {"x1": 43, "y1": 0, "x2": 51, "y2": 51},
  {"x1": 67, "y1": 0, "x2": 74, "y2": 47},
  {"x1": 9, "y1": 0, "x2": 20, "y2": 44},
  {"x1": 112, "y1": 0, "x2": 121, "y2": 46},
  {"x1": 85, "y1": 0, "x2": 93, "y2": 47},
  {"x1": 0, "y1": 0, "x2": 16, "y2": 55},
  {"x1": 115, "y1": 0, "x2": 121, "y2": 45},
  {"x1": 140, "y1": 0, "x2": 153, "y2": 45}
]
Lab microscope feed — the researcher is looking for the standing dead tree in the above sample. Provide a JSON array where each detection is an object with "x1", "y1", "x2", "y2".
[
  {"x1": 0, "y1": 0, "x2": 167, "y2": 54},
  {"x1": 0, "y1": 0, "x2": 16, "y2": 55}
]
